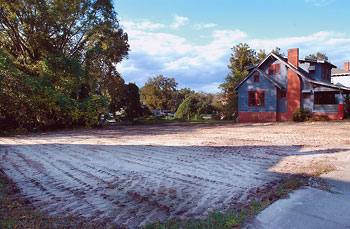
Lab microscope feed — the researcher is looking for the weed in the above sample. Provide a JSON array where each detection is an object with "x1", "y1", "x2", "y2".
[{"x1": 144, "y1": 177, "x2": 304, "y2": 228}]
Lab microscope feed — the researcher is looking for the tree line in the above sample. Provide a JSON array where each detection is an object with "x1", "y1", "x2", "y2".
[{"x1": 0, "y1": 0, "x2": 331, "y2": 133}]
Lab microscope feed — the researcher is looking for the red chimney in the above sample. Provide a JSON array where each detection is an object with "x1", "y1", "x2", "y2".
[
  {"x1": 345, "y1": 62, "x2": 350, "y2": 71},
  {"x1": 287, "y1": 48, "x2": 301, "y2": 120},
  {"x1": 288, "y1": 48, "x2": 299, "y2": 68}
]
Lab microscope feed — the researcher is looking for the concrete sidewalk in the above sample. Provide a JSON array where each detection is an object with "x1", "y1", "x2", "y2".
[{"x1": 247, "y1": 171, "x2": 350, "y2": 229}]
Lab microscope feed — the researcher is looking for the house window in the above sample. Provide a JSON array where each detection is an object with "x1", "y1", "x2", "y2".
[
  {"x1": 280, "y1": 89, "x2": 287, "y2": 99},
  {"x1": 254, "y1": 74, "x2": 260, "y2": 82},
  {"x1": 303, "y1": 93, "x2": 311, "y2": 99},
  {"x1": 308, "y1": 64, "x2": 316, "y2": 74},
  {"x1": 248, "y1": 91, "x2": 265, "y2": 106},
  {"x1": 314, "y1": 92, "x2": 337, "y2": 104},
  {"x1": 268, "y1": 64, "x2": 281, "y2": 75}
]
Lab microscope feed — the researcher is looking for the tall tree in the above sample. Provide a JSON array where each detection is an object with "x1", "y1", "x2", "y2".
[
  {"x1": 140, "y1": 75, "x2": 178, "y2": 111},
  {"x1": 271, "y1": 47, "x2": 284, "y2": 56},
  {"x1": 220, "y1": 43, "x2": 258, "y2": 119},
  {"x1": 305, "y1": 52, "x2": 328, "y2": 61},
  {"x1": 0, "y1": 0, "x2": 129, "y2": 131},
  {"x1": 257, "y1": 49, "x2": 267, "y2": 62},
  {"x1": 122, "y1": 83, "x2": 143, "y2": 119},
  {"x1": 228, "y1": 43, "x2": 258, "y2": 73}
]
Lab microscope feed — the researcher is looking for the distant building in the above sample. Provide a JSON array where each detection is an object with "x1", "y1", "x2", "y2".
[
  {"x1": 234, "y1": 48, "x2": 350, "y2": 122},
  {"x1": 331, "y1": 62, "x2": 350, "y2": 87}
]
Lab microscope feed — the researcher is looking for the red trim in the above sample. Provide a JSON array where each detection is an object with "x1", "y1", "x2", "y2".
[
  {"x1": 277, "y1": 112, "x2": 288, "y2": 121},
  {"x1": 310, "y1": 113, "x2": 338, "y2": 120},
  {"x1": 322, "y1": 64, "x2": 325, "y2": 80},
  {"x1": 248, "y1": 91, "x2": 265, "y2": 107},
  {"x1": 254, "y1": 74, "x2": 260, "y2": 82},
  {"x1": 239, "y1": 112, "x2": 276, "y2": 122},
  {"x1": 338, "y1": 104, "x2": 344, "y2": 120},
  {"x1": 268, "y1": 64, "x2": 281, "y2": 75},
  {"x1": 326, "y1": 67, "x2": 330, "y2": 81}
]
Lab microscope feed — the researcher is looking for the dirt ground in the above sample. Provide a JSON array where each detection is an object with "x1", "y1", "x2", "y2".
[{"x1": 1, "y1": 121, "x2": 350, "y2": 227}]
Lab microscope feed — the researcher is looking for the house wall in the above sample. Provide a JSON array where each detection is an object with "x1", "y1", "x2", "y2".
[
  {"x1": 238, "y1": 73, "x2": 277, "y2": 112},
  {"x1": 301, "y1": 92, "x2": 313, "y2": 111},
  {"x1": 260, "y1": 58, "x2": 288, "y2": 88},
  {"x1": 238, "y1": 72, "x2": 277, "y2": 122},
  {"x1": 302, "y1": 63, "x2": 331, "y2": 83}
]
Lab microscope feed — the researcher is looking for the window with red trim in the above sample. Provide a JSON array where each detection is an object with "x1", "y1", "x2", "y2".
[
  {"x1": 280, "y1": 89, "x2": 287, "y2": 99},
  {"x1": 268, "y1": 64, "x2": 281, "y2": 75},
  {"x1": 248, "y1": 91, "x2": 265, "y2": 106},
  {"x1": 254, "y1": 74, "x2": 260, "y2": 82}
]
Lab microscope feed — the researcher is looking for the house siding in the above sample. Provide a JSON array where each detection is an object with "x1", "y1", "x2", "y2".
[
  {"x1": 260, "y1": 58, "x2": 288, "y2": 88},
  {"x1": 238, "y1": 73, "x2": 277, "y2": 113}
]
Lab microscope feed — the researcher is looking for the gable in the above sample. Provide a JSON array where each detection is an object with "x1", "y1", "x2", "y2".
[{"x1": 234, "y1": 68, "x2": 283, "y2": 90}]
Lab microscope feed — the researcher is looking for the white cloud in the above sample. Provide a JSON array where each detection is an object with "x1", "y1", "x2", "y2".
[
  {"x1": 118, "y1": 18, "x2": 350, "y2": 93},
  {"x1": 171, "y1": 15, "x2": 189, "y2": 29},
  {"x1": 194, "y1": 23, "x2": 217, "y2": 30},
  {"x1": 122, "y1": 19, "x2": 165, "y2": 31}
]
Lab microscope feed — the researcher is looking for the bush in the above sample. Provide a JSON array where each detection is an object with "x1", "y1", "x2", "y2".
[
  {"x1": 293, "y1": 107, "x2": 310, "y2": 122},
  {"x1": 175, "y1": 96, "x2": 211, "y2": 120}
]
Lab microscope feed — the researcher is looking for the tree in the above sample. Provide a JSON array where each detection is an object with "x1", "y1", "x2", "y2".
[
  {"x1": 175, "y1": 96, "x2": 211, "y2": 120},
  {"x1": 305, "y1": 52, "x2": 328, "y2": 61},
  {"x1": 0, "y1": 0, "x2": 129, "y2": 131},
  {"x1": 122, "y1": 83, "x2": 143, "y2": 119},
  {"x1": 220, "y1": 43, "x2": 258, "y2": 119},
  {"x1": 140, "y1": 75, "x2": 178, "y2": 111},
  {"x1": 271, "y1": 47, "x2": 284, "y2": 56},
  {"x1": 257, "y1": 49, "x2": 267, "y2": 62},
  {"x1": 228, "y1": 43, "x2": 258, "y2": 73},
  {"x1": 178, "y1": 88, "x2": 195, "y2": 102}
]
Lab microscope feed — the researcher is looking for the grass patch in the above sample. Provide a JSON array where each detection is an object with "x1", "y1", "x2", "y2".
[{"x1": 143, "y1": 177, "x2": 304, "y2": 229}]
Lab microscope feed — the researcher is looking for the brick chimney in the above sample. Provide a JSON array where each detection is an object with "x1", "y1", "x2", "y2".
[
  {"x1": 287, "y1": 48, "x2": 301, "y2": 120},
  {"x1": 345, "y1": 62, "x2": 350, "y2": 71},
  {"x1": 288, "y1": 48, "x2": 299, "y2": 68}
]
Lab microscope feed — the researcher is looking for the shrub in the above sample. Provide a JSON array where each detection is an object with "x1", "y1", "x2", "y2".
[
  {"x1": 175, "y1": 96, "x2": 211, "y2": 120},
  {"x1": 293, "y1": 107, "x2": 310, "y2": 122}
]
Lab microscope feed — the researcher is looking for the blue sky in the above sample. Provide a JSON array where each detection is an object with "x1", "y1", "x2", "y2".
[{"x1": 114, "y1": 0, "x2": 350, "y2": 93}]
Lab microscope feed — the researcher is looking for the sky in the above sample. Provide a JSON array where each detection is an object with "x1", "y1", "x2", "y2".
[{"x1": 114, "y1": 0, "x2": 350, "y2": 93}]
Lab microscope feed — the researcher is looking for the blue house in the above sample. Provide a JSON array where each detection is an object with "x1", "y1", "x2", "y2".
[{"x1": 234, "y1": 48, "x2": 350, "y2": 122}]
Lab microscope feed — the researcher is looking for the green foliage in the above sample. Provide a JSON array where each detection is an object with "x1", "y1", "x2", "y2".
[
  {"x1": 228, "y1": 43, "x2": 258, "y2": 73},
  {"x1": 305, "y1": 52, "x2": 329, "y2": 61},
  {"x1": 293, "y1": 107, "x2": 310, "y2": 122},
  {"x1": 122, "y1": 83, "x2": 143, "y2": 119},
  {"x1": 271, "y1": 47, "x2": 284, "y2": 56},
  {"x1": 140, "y1": 75, "x2": 179, "y2": 111},
  {"x1": 0, "y1": 0, "x2": 130, "y2": 132},
  {"x1": 175, "y1": 96, "x2": 212, "y2": 120}
]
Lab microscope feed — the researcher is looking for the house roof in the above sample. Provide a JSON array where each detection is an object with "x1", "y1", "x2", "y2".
[
  {"x1": 233, "y1": 68, "x2": 284, "y2": 90},
  {"x1": 331, "y1": 68, "x2": 350, "y2": 76},
  {"x1": 234, "y1": 52, "x2": 350, "y2": 92}
]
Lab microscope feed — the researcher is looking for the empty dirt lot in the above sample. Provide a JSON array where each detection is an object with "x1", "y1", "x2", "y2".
[{"x1": 1, "y1": 121, "x2": 350, "y2": 227}]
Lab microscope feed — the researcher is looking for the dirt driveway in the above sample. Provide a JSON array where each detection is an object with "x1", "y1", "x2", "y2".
[{"x1": 1, "y1": 121, "x2": 350, "y2": 227}]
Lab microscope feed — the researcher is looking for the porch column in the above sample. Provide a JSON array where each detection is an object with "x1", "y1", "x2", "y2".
[{"x1": 338, "y1": 90, "x2": 344, "y2": 120}]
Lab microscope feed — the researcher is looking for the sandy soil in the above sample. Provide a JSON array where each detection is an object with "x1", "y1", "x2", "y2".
[{"x1": 1, "y1": 121, "x2": 350, "y2": 227}]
